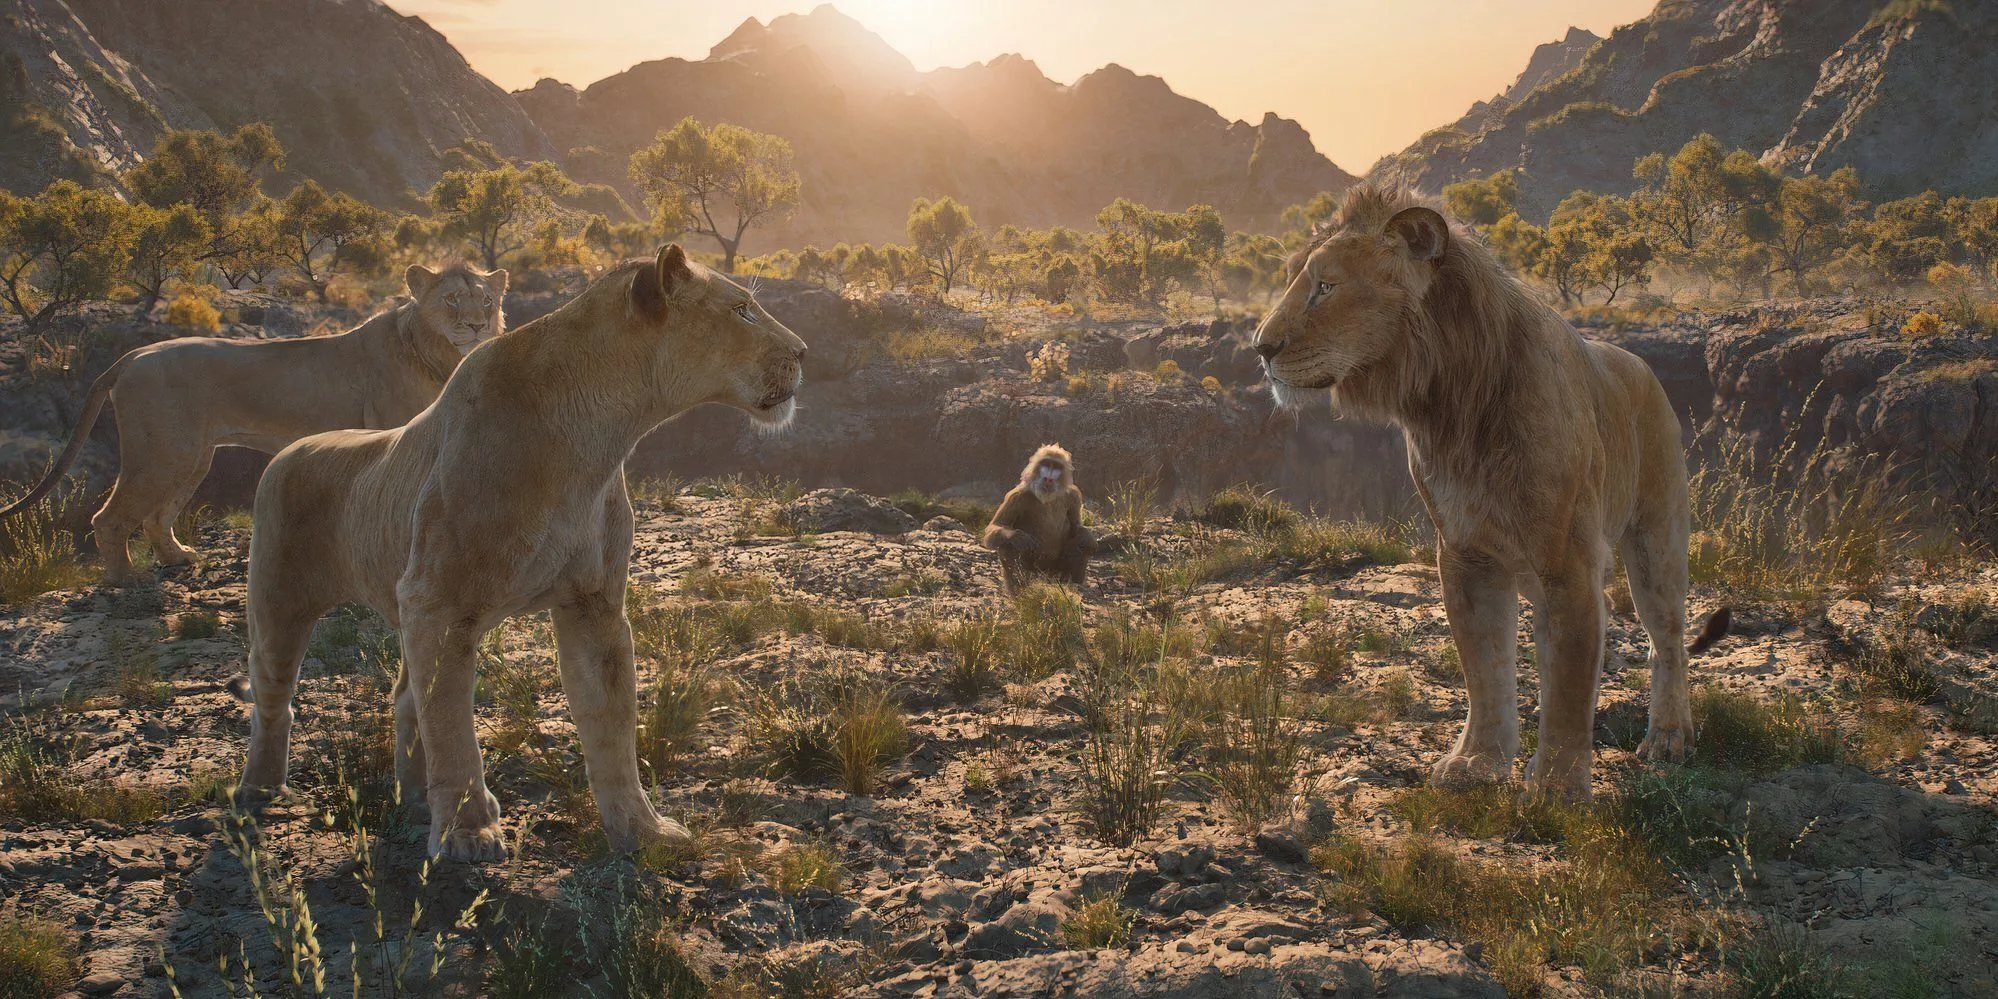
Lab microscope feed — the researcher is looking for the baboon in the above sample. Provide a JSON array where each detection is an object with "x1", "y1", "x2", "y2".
[{"x1": 983, "y1": 444, "x2": 1096, "y2": 592}]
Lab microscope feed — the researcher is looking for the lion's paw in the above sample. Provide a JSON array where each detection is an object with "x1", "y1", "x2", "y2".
[
  {"x1": 1521, "y1": 754, "x2": 1592, "y2": 803},
  {"x1": 607, "y1": 815, "x2": 695, "y2": 854},
  {"x1": 1636, "y1": 721, "x2": 1693, "y2": 764},
  {"x1": 1430, "y1": 753, "x2": 1508, "y2": 788},
  {"x1": 430, "y1": 821, "x2": 508, "y2": 863}
]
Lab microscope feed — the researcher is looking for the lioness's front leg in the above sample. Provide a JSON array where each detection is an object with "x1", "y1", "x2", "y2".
[
  {"x1": 400, "y1": 608, "x2": 505, "y2": 861},
  {"x1": 1431, "y1": 545, "x2": 1521, "y2": 786},
  {"x1": 552, "y1": 592, "x2": 692, "y2": 853},
  {"x1": 1523, "y1": 568, "x2": 1608, "y2": 801}
]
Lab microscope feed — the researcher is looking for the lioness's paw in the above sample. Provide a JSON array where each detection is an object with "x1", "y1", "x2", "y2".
[
  {"x1": 430, "y1": 822, "x2": 508, "y2": 863},
  {"x1": 1521, "y1": 755, "x2": 1592, "y2": 803},
  {"x1": 1637, "y1": 721, "x2": 1692, "y2": 764},
  {"x1": 1430, "y1": 753, "x2": 1508, "y2": 788},
  {"x1": 606, "y1": 815, "x2": 695, "y2": 855}
]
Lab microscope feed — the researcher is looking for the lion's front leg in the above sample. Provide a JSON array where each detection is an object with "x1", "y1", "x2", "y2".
[
  {"x1": 1431, "y1": 546, "x2": 1521, "y2": 787},
  {"x1": 400, "y1": 608, "x2": 506, "y2": 862},
  {"x1": 1523, "y1": 569, "x2": 1608, "y2": 801},
  {"x1": 553, "y1": 592, "x2": 691, "y2": 854}
]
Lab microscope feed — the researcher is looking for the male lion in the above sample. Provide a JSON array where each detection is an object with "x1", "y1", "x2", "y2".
[
  {"x1": 242, "y1": 245, "x2": 804, "y2": 861},
  {"x1": 0, "y1": 263, "x2": 505, "y2": 584},
  {"x1": 1253, "y1": 186, "x2": 1727, "y2": 800}
]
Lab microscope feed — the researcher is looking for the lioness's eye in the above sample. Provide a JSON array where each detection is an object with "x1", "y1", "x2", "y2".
[
  {"x1": 1316, "y1": 280, "x2": 1335, "y2": 299},
  {"x1": 733, "y1": 303, "x2": 759, "y2": 325}
]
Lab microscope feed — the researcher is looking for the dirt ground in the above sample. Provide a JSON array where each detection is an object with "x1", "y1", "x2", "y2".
[{"x1": 2, "y1": 487, "x2": 1995, "y2": 998}]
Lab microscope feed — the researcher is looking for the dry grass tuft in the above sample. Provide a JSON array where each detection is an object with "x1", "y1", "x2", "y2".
[{"x1": 1060, "y1": 893, "x2": 1134, "y2": 950}]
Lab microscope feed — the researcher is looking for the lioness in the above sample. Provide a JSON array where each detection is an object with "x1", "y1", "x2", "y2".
[
  {"x1": 0, "y1": 263, "x2": 505, "y2": 584},
  {"x1": 1253, "y1": 186, "x2": 1727, "y2": 800},
  {"x1": 243, "y1": 245, "x2": 804, "y2": 861}
]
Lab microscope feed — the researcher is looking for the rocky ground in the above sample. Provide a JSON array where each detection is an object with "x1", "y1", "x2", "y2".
[{"x1": 2, "y1": 484, "x2": 1995, "y2": 998}]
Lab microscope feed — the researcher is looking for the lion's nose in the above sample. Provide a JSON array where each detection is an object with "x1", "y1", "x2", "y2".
[{"x1": 1255, "y1": 339, "x2": 1286, "y2": 361}]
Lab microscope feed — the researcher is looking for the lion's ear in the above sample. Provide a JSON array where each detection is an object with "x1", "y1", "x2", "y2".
[
  {"x1": 1386, "y1": 207, "x2": 1449, "y2": 264},
  {"x1": 405, "y1": 263, "x2": 439, "y2": 299},
  {"x1": 657, "y1": 243, "x2": 693, "y2": 297},
  {"x1": 487, "y1": 268, "x2": 509, "y2": 295}
]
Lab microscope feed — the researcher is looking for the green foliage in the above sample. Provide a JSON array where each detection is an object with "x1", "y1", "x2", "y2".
[
  {"x1": 427, "y1": 147, "x2": 579, "y2": 269},
  {"x1": 0, "y1": 179, "x2": 136, "y2": 325},
  {"x1": 0, "y1": 913, "x2": 77, "y2": 999},
  {"x1": 0, "y1": 485, "x2": 92, "y2": 605},
  {"x1": 124, "y1": 201, "x2": 211, "y2": 314},
  {"x1": 1060, "y1": 894, "x2": 1134, "y2": 950},
  {"x1": 906, "y1": 196, "x2": 980, "y2": 294},
  {"x1": 629, "y1": 117, "x2": 800, "y2": 272},
  {"x1": 270, "y1": 179, "x2": 391, "y2": 299},
  {"x1": 123, "y1": 123, "x2": 282, "y2": 224}
]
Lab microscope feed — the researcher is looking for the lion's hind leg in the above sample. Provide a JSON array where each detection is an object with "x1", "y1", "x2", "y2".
[
  {"x1": 1431, "y1": 546, "x2": 1522, "y2": 787},
  {"x1": 1624, "y1": 528, "x2": 1694, "y2": 764},
  {"x1": 399, "y1": 602, "x2": 507, "y2": 862},
  {"x1": 93, "y1": 427, "x2": 211, "y2": 583}
]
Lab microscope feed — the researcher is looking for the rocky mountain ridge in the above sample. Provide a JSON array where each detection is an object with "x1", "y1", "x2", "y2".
[{"x1": 1369, "y1": 0, "x2": 1998, "y2": 219}]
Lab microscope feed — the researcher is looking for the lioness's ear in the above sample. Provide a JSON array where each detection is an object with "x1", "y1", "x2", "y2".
[
  {"x1": 1385, "y1": 207, "x2": 1449, "y2": 264},
  {"x1": 657, "y1": 243, "x2": 693, "y2": 298},
  {"x1": 405, "y1": 263, "x2": 439, "y2": 299},
  {"x1": 487, "y1": 268, "x2": 508, "y2": 295}
]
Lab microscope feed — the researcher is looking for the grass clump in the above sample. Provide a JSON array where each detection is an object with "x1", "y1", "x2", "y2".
[
  {"x1": 594, "y1": 894, "x2": 709, "y2": 999},
  {"x1": 831, "y1": 681, "x2": 906, "y2": 796},
  {"x1": 486, "y1": 913, "x2": 570, "y2": 999},
  {"x1": 745, "y1": 671, "x2": 905, "y2": 793},
  {"x1": 1691, "y1": 687, "x2": 1844, "y2": 774},
  {"x1": 1195, "y1": 484, "x2": 1299, "y2": 535},
  {"x1": 1009, "y1": 582, "x2": 1086, "y2": 679},
  {"x1": 1844, "y1": 608, "x2": 1943, "y2": 702},
  {"x1": 766, "y1": 841, "x2": 844, "y2": 895},
  {"x1": 1078, "y1": 694, "x2": 1177, "y2": 847},
  {"x1": 0, "y1": 913, "x2": 77, "y2": 998},
  {"x1": 1201, "y1": 632, "x2": 1303, "y2": 833},
  {"x1": 0, "y1": 717, "x2": 167, "y2": 824},
  {"x1": 0, "y1": 486, "x2": 92, "y2": 605},
  {"x1": 171, "y1": 608, "x2": 223, "y2": 640},
  {"x1": 941, "y1": 614, "x2": 1003, "y2": 702},
  {"x1": 641, "y1": 659, "x2": 721, "y2": 777},
  {"x1": 1307, "y1": 668, "x2": 1417, "y2": 729},
  {"x1": 1060, "y1": 893, "x2": 1134, "y2": 950},
  {"x1": 681, "y1": 559, "x2": 774, "y2": 601}
]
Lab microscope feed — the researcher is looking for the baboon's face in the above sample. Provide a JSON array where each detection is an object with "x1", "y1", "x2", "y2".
[
  {"x1": 1251, "y1": 208, "x2": 1447, "y2": 407},
  {"x1": 1030, "y1": 458, "x2": 1068, "y2": 499}
]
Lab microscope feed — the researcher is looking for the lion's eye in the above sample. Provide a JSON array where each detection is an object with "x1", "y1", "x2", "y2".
[
  {"x1": 733, "y1": 303, "x2": 759, "y2": 325},
  {"x1": 1316, "y1": 280, "x2": 1336, "y2": 299}
]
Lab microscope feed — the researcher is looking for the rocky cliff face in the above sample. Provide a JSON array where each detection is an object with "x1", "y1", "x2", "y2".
[
  {"x1": 1369, "y1": 0, "x2": 1996, "y2": 218},
  {"x1": 1, "y1": 0, "x2": 552, "y2": 206},
  {"x1": 518, "y1": 6, "x2": 1354, "y2": 247}
]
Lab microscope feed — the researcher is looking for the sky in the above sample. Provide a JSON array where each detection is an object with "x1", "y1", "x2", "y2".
[{"x1": 396, "y1": 0, "x2": 1658, "y2": 172}]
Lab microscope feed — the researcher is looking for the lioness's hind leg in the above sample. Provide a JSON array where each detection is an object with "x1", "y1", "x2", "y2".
[
  {"x1": 1625, "y1": 530, "x2": 1693, "y2": 763},
  {"x1": 1432, "y1": 547, "x2": 1521, "y2": 787},
  {"x1": 391, "y1": 665, "x2": 427, "y2": 812},
  {"x1": 140, "y1": 445, "x2": 215, "y2": 568},
  {"x1": 553, "y1": 592, "x2": 691, "y2": 853}
]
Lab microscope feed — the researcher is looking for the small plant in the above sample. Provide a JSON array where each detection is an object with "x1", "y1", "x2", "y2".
[
  {"x1": 0, "y1": 485, "x2": 92, "y2": 605},
  {"x1": 595, "y1": 893, "x2": 710, "y2": 999},
  {"x1": 486, "y1": 912, "x2": 569, "y2": 999},
  {"x1": 1106, "y1": 479, "x2": 1158, "y2": 539},
  {"x1": 831, "y1": 680, "x2": 906, "y2": 796},
  {"x1": 1009, "y1": 582, "x2": 1086, "y2": 680},
  {"x1": 766, "y1": 841, "x2": 844, "y2": 895},
  {"x1": 641, "y1": 659, "x2": 719, "y2": 776},
  {"x1": 1196, "y1": 485, "x2": 1299, "y2": 535},
  {"x1": 1060, "y1": 893, "x2": 1134, "y2": 950},
  {"x1": 111, "y1": 628, "x2": 172, "y2": 709},
  {"x1": 171, "y1": 608, "x2": 224, "y2": 640},
  {"x1": 942, "y1": 615, "x2": 1003, "y2": 702},
  {"x1": 1199, "y1": 375, "x2": 1222, "y2": 392},
  {"x1": 1153, "y1": 358, "x2": 1182, "y2": 381},
  {"x1": 1298, "y1": 626, "x2": 1353, "y2": 686},
  {"x1": 1724, "y1": 923, "x2": 1851, "y2": 998},
  {"x1": 1078, "y1": 694, "x2": 1177, "y2": 847},
  {"x1": 1900, "y1": 309, "x2": 1945, "y2": 339},
  {"x1": 1846, "y1": 608, "x2": 1943, "y2": 702},
  {"x1": 478, "y1": 629, "x2": 544, "y2": 755},
  {"x1": 0, "y1": 913, "x2": 77, "y2": 998},
  {"x1": 681, "y1": 558, "x2": 774, "y2": 601},
  {"x1": 166, "y1": 285, "x2": 223, "y2": 331},
  {"x1": 1203, "y1": 656, "x2": 1303, "y2": 833},
  {"x1": 1692, "y1": 687, "x2": 1844, "y2": 774},
  {"x1": 745, "y1": 679, "x2": 839, "y2": 785}
]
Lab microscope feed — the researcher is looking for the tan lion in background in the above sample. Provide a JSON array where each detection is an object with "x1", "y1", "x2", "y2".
[
  {"x1": 1253, "y1": 186, "x2": 1727, "y2": 800},
  {"x1": 241, "y1": 245, "x2": 805, "y2": 861},
  {"x1": 0, "y1": 263, "x2": 505, "y2": 583}
]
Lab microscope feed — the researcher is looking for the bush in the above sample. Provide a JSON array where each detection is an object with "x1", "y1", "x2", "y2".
[
  {"x1": 766, "y1": 841, "x2": 844, "y2": 895},
  {"x1": 165, "y1": 285, "x2": 222, "y2": 331},
  {"x1": 0, "y1": 487, "x2": 92, "y2": 605},
  {"x1": 1901, "y1": 310, "x2": 1944, "y2": 339},
  {"x1": 1060, "y1": 894, "x2": 1134, "y2": 950},
  {"x1": 0, "y1": 914, "x2": 77, "y2": 999}
]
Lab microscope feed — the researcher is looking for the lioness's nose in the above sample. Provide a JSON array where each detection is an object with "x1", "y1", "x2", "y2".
[
  {"x1": 1255, "y1": 339, "x2": 1286, "y2": 361},
  {"x1": 792, "y1": 344, "x2": 807, "y2": 361}
]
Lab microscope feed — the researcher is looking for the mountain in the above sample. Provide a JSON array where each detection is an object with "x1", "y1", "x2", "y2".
[
  {"x1": 1, "y1": 0, "x2": 552, "y2": 207},
  {"x1": 1369, "y1": 0, "x2": 1998, "y2": 220},
  {"x1": 518, "y1": 5, "x2": 1354, "y2": 247}
]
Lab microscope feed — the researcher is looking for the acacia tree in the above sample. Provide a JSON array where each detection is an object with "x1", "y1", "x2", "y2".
[
  {"x1": 628, "y1": 117, "x2": 800, "y2": 272},
  {"x1": 124, "y1": 124, "x2": 283, "y2": 227},
  {"x1": 212, "y1": 200, "x2": 284, "y2": 289},
  {"x1": 125, "y1": 202, "x2": 212, "y2": 315},
  {"x1": 1749, "y1": 168, "x2": 1864, "y2": 294},
  {"x1": 271, "y1": 180, "x2": 390, "y2": 300},
  {"x1": 0, "y1": 180, "x2": 137, "y2": 325},
  {"x1": 907, "y1": 196, "x2": 979, "y2": 294},
  {"x1": 427, "y1": 157, "x2": 577, "y2": 270}
]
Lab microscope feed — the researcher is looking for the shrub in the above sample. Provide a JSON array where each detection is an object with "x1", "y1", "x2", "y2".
[
  {"x1": 0, "y1": 487, "x2": 92, "y2": 605},
  {"x1": 1078, "y1": 694, "x2": 1177, "y2": 846},
  {"x1": 1028, "y1": 340, "x2": 1070, "y2": 381},
  {"x1": 165, "y1": 285, "x2": 222, "y2": 331},
  {"x1": 831, "y1": 681, "x2": 906, "y2": 795},
  {"x1": 1199, "y1": 375, "x2": 1221, "y2": 392},
  {"x1": 1153, "y1": 358, "x2": 1182, "y2": 381},
  {"x1": 172, "y1": 608, "x2": 223, "y2": 640},
  {"x1": 1060, "y1": 894, "x2": 1134, "y2": 950},
  {"x1": 766, "y1": 841, "x2": 844, "y2": 895},
  {"x1": 1900, "y1": 310, "x2": 1944, "y2": 339},
  {"x1": 1203, "y1": 657, "x2": 1303, "y2": 833}
]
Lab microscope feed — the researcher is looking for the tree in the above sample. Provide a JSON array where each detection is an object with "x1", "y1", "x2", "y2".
[
  {"x1": 271, "y1": 180, "x2": 390, "y2": 300},
  {"x1": 907, "y1": 196, "x2": 979, "y2": 295},
  {"x1": 125, "y1": 202, "x2": 211, "y2": 315},
  {"x1": 1280, "y1": 191, "x2": 1341, "y2": 237},
  {"x1": 628, "y1": 117, "x2": 800, "y2": 272},
  {"x1": 124, "y1": 123, "x2": 283, "y2": 226},
  {"x1": 0, "y1": 180, "x2": 137, "y2": 325},
  {"x1": 1960, "y1": 197, "x2": 1998, "y2": 277},
  {"x1": 213, "y1": 200, "x2": 285, "y2": 289},
  {"x1": 427, "y1": 157, "x2": 577, "y2": 269},
  {"x1": 1750, "y1": 168, "x2": 1864, "y2": 294},
  {"x1": 1866, "y1": 190, "x2": 1959, "y2": 283},
  {"x1": 1442, "y1": 170, "x2": 1519, "y2": 229}
]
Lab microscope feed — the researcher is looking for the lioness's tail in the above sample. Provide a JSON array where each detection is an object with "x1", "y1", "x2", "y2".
[
  {"x1": 0, "y1": 351, "x2": 133, "y2": 519},
  {"x1": 1688, "y1": 607, "x2": 1731, "y2": 655}
]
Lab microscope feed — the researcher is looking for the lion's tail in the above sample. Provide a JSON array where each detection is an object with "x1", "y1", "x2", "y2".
[
  {"x1": 0, "y1": 351, "x2": 132, "y2": 519},
  {"x1": 1687, "y1": 607, "x2": 1731, "y2": 655}
]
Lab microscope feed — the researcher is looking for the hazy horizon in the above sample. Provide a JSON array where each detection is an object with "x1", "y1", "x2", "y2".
[{"x1": 396, "y1": 0, "x2": 1656, "y2": 173}]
